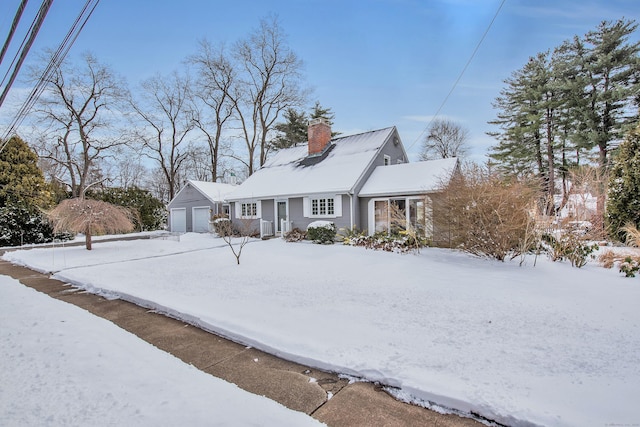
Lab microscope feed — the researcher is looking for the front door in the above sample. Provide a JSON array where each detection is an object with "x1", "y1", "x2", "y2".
[{"x1": 276, "y1": 201, "x2": 287, "y2": 233}]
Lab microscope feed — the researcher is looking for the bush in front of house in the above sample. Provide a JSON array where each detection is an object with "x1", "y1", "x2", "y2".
[
  {"x1": 307, "y1": 221, "x2": 336, "y2": 244},
  {"x1": 342, "y1": 228, "x2": 429, "y2": 254},
  {"x1": 212, "y1": 217, "x2": 233, "y2": 237},
  {"x1": 284, "y1": 227, "x2": 306, "y2": 242}
]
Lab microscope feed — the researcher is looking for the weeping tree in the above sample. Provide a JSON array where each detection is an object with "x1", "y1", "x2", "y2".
[{"x1": 48, "y1": 199, "x2": 134, "y2": 250}]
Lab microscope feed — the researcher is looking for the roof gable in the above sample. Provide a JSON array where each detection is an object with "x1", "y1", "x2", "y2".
[
  {"x1": 168, "y1": 180, "x2": 237, "y2": 208},
  {"x1": 228, "y1": 127, "x2": 396, "y2": 200},
  {"x1": 358, "y1": 158, "x2": 459, "y2": 197}
]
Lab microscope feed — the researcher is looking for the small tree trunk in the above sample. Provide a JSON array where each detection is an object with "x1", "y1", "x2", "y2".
[{"x1": 85, "y1": 228, "x2": 92, "y2": 250}]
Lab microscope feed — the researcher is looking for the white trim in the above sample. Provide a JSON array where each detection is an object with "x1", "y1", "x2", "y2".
[
  {"x1": 170, "y1": 208, "x2": 187, "y2": 233},
  {"x1": 334, "y1": 194, "x2": 342, "y2": 217},
  {"x1": 192, "y1": 206, "x2": 211, "y2": 233},
  {"x1": 383, "y1": 154, "x2": 391, "y2": 166},
  {"x1": 367, "y1": 196, "x2": 433, "y2": 236},
  {"x1": 303, "y1": 197, "x2": 310, "y2": 217},
  {"x1": 305, "y1": 194, "x2": 341, "y2": 218},
  {"x1": 236, "y1": 200, "x2": 261, "y2": 219},
  {"x1": 275, "y1": 199, "x2": 289, "y2": 233}
]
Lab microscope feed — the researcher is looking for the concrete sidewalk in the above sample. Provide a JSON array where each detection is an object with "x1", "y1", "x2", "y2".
[{"x1": 0, "y1": 255, "x2": 485, "y2": 426}]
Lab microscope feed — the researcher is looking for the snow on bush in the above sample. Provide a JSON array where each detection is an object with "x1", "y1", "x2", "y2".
[{"x1": 307, "y1": 221, "x2": 336, "y2": 244}]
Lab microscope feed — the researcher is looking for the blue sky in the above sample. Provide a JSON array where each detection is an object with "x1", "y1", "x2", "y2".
[{"x1": 2, "y1": 0, "x2": 639, "y2": 162}]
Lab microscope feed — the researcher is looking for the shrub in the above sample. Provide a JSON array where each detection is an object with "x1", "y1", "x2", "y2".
[
  {"x1": 541, "y1": 233, "x2": 599, "y2": 268},
  {"x1": 433, "y1": 163, "x2": 538, "y2": 261},
  {"x1": 619, "y1": 256, "x2": 640, "y2": 278},
  {"x1": 0, "y1": 204, "x2": 73, "y2": 246},
  {"x1": 284, "y1": 227, "x2": 306, "y2": 242},
  {"x1": 212, "y1": 217, "x2": 232, "y2": 237},
  {"x1": 91, "y1": 186, "x2": 166, "y2": 231},
  {"x1": 606, "y1": 123, "x2": 640, "y2": 242},
  {"x1": 342, "y1": 229, "x2": 429, "y2": 254},
  {"x1": 307, "y1": 221, "x2": 336, "y2": 244}
]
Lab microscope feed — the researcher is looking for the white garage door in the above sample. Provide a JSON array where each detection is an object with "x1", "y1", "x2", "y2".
[
  {"x1": 170, "y1": 208, "x2": 186, "y2": 233},
  {"x1": 192, "y1": 207, "x2": 211, "y2": 233}
]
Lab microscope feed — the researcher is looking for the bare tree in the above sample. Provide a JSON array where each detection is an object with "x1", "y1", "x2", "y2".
[
  {"x1": 130, "y1": 71, "x2": 194, "y2": 201},
  {"x1": 48, "y1": 198, "x2": 134, "y2": 250},
  {"x1": 232, "y1": 16, "x2": 306, "y2": 175},
  {"x1": 188, "y1": 40, "x2": 235, "y2": 182},
  {"x1": 420, "y1": 118, "x2": 469, "y2": 161},
  {"x1": 213, "y1": 217, "x2": 253, "y2": 265},
  {"x1": 32, "y1": 52, "x2": 130, "y2": 197}
]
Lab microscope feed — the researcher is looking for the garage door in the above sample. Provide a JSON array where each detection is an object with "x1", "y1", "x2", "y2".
[
  {"x1": 170, "y1": 208, "x2": 186, "y2": 233},
  {"x1": 192, "y1": 207, "x2": 211, "y2": 233}
]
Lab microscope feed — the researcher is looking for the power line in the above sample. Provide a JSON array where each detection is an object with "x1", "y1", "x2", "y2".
[
  {"x1": 408, "y1": 0, "x2": 507, "y2": 152},
  {"x1": 0, "y1": 0, "x2": 52, "y2": 108},
  {"x1": 0, "y1": 0, "x2": 100, "y2": 148},
  {"x1": 0, "y1": 0, "x2": 29, "y2": 67}
]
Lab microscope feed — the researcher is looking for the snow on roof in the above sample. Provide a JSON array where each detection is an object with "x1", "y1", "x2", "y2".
[
  {"x1": 189, "y1": 180, "x2": 237, "y2": 202},
  {"x1": 227, "y1": 127, "x2": 396, "y2": 200},
  {"x1": 168, "y1": 180, "x2": 237, "y2": 207},
  {"x1": 358, "y1": 158, "x2": 458, "y2": 197}
]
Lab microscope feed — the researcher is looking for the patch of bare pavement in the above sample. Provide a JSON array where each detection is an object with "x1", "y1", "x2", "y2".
[{"x1": 0, "y1": 245, "x2": 486, "y2": 427}]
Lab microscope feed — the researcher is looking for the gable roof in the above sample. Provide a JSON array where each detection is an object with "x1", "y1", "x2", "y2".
[
  {"x1": 358, "y1": 158, "x2": 459, "y2": 197},
  {"x1": 168, "y1": 180, "x2": 237, "y2": 208},
  {"x1": 227, "y1": 127, "x2": 398, "y2": 200}
]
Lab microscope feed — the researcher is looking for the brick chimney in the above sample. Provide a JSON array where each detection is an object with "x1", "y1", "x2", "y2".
[{"x1": 308, "y1": 118, "x2": 331, "y2": 156}]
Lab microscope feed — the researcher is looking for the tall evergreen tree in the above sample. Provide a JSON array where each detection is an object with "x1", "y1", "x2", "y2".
[
  {"x1": 271, "y1": 102, "x2": 339, "y2": 150},
  {"x1": 489, "y1": 52, "x2": 565, "y2": 211},
  {"x1": 0, "y1": 135, "x2": 51, "y2": 208},
  {"x1": 489, "y1": 19, "x2": 640, "y2": 216},
  {"x1": 309, "y1": 101, "x2": 335, "y2": 124},
  {"x1": 565, "y1": 19, "x2": 640, "y2": 169},
  {"x1": 0, "y1": 136, "x2": 61, "y2": 246},
  {"x1": 310, "y1": 101, "x2": 340, "y2": 137},
  {"x1": 271, "y1": 108, "x2": 308, "y2": 150},
  {"x1": 606, "y1": 122, "x2": 640, "y2": 241}
]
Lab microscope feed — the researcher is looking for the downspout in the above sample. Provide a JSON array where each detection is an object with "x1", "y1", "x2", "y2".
[{"x1": 348, "y1": 193, "x2": 354, "y2": 231}]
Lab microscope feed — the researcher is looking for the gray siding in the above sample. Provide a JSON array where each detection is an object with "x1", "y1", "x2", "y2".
[
  {"x1": 286, "y1": 195, "x2": 352, "y2": 232},
  {"x1": 167, "y1": 184, "x2": 225, "y2": 232}
]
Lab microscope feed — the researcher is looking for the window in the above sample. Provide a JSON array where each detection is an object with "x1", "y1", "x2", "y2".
[
  {"x1": 241, "y1": 202, "x2": 257, "y2": 217},
  {"x1": 311, "y1": 197, "x2": 334, "y2": 216},
  {"x1": 384, "y1": 155, "x2": 391, "y2": 166},
  {"x1": 304, "y1": 195, "x2": 341, "y2": 218}
]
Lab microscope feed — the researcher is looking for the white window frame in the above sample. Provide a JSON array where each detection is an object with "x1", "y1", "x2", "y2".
[
  {"x1": 235, "y1": 200, "x2": 261, "y2": 219},
  {"x1": 367, "y1": 196, "x2": 432, "y2": 237},
  {"x1": 303, "y1": 195, "x2": 342, "y2": 218},
  {"x1": 383, "y1": 154, "x2": 391, "y2": 166}
]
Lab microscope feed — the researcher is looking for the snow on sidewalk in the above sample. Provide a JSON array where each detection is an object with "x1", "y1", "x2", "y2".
[{"x1": 0, "y1": 275, "x2": 324, "y2": 426}]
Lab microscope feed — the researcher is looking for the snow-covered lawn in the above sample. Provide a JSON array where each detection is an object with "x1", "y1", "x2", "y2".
[
  {"x1": 4, "y1": 233, "x2": 640, "y2": 426},
  {"x1": 0, "y1": 275, "x2": 323, "y2": 426}
]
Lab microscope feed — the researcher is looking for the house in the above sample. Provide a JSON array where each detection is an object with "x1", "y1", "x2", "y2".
[
  {"x1": 167, "y1": 180, "x2": 237, "y2": 232},
  {"x1": 226, "y1": 118, "x2": 458, "y2": 238}
]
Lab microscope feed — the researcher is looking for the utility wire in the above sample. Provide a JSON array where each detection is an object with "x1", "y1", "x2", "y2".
[
  {"x1": 0, "y1": 0, "x2": 29, "y2": 66},
  {"x1": 0, "y1": 0, "x2": 52, "y2": 109},
  {"x1": 0, "y1": 0, "x2": 100, "y2": 149},
  {"x1": 408, "y1": 0, "x2": 507, "y2": 151}
]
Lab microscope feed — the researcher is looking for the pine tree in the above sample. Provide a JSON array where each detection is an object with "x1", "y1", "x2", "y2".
[
  {"x1": 606, "y1": 123, "x2": 640, "y2": 241},
  {"x1": 566, "y1": 19, "x2": 640, "y2": 169},
  {"x1": 488, "y1": 52, "x2": 565, "y2": 211},
  {"x1": 0, "y1": 136, "x2": 62, "y2": 246},
  {"x1": 309, "y1": 101, "x2": 335, "y2": 124},
  {"x1": 271, "y1": 108, "x2": 308, "y2": 150},
  {"x1": 0, "y1": 136, "x2": 52, "y2": 208},
  {"x1": 310, "y1": 101, "x2": 340, "y2": 137}
]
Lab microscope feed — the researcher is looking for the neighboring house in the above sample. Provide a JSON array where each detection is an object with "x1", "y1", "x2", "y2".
[
  {"x1": 167, "y1": 180, "x2": 237, "y2": 232},
  {"x1": 226, "y1": 118, "x2": 458, "y2": 238},
  {"x1": 556, "y1": 192, "x2": 598, "y2": 222}
]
